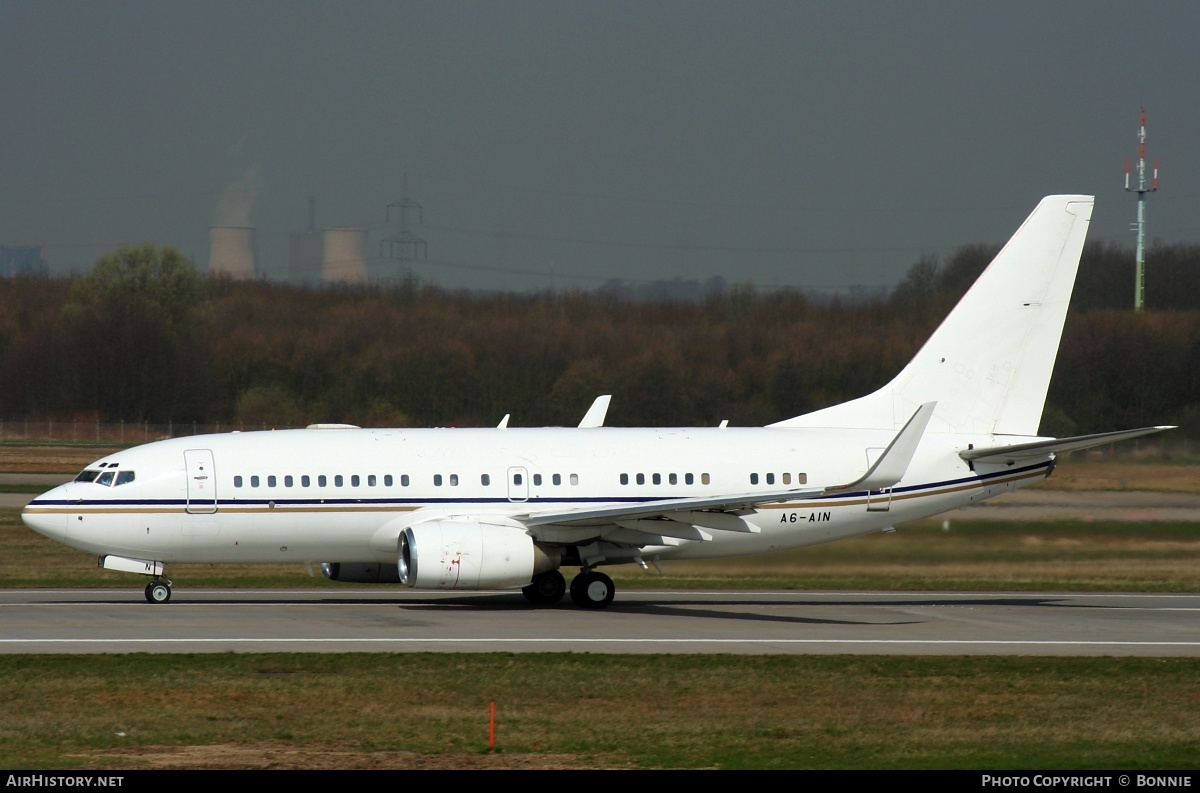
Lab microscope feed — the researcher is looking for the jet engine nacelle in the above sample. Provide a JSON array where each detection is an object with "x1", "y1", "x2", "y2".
[
  {"x1": 320, "y1": 562, "x2": 402, "y2": 584},
  {"x1": 398, "y1": 519, "x2": 558, "y2": 590}
]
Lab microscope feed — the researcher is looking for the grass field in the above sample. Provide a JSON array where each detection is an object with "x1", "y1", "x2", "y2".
[{"x1": 1, "y1": 654, "x2": 1198, "y2": 770}]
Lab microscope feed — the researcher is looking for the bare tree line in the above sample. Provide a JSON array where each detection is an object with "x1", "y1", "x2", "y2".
[{"x1": 0, "y1": 241, "x2": 1195, "y2": 441}]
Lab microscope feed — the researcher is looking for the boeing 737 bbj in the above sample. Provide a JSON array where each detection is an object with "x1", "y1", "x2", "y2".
[{"x1": 22, "y1": 195, "x2": 1172, "y2": 608}]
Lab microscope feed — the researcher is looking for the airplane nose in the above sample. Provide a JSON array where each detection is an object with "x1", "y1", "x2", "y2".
[{"x1": 22, "y1": 485, "x2": 70, "y2": 542}]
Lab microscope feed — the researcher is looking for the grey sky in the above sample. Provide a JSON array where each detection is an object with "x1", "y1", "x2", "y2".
[{"x1": 2, "y1": 0, "x2": 1197, "y2": 292}]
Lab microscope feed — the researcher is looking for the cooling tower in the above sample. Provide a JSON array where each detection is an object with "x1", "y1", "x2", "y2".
[
  {"x1": 321, "y1": 228, "x2": 368, "y2": 284},
  {"x1": 208, "y1": 227, "x2": 257, "y2": 279}
]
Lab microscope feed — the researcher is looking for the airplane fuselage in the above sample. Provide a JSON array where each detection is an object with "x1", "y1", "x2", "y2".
[{"x1": 23, "y1": 425, "x2": 1048, "y2": 568}]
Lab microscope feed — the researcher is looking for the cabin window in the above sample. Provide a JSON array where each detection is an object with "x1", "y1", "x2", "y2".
[
  {"x1": 513, "y1": 473, "x2": 523, "y2": 485},
  {"x1": 234, "y1": 476, "x2": 243, "y2": 488},
  {"x1": 652, "y1": 473, "x2": 661, "y2": 485},
  {"x1": 620, "y1": 473, "x2": 629, "y2": 485},
  {"x1": 783, "y1": 473, "x2": 791, "y2": 485},
  {"x1": 669, "y1": 473, "x2": 677, "y2": 485},
  {"x1": 552, "y1": 473, "x2": 561, "y2": 486},
  {"x1": 285, "y1": 476, "x2": 294, "y2": 487},
  {"x1": 384, "y1": 475, "x2": 393, "y2": 486},
  {"x1": 570, "y1": 473, "x2": 579, "y2": 485},
  {"x1": 766, "y1": 473, "x2": 775, "y2": 485},
  {"x1": 750, "y1": 473, "x2": 759, "y2": 485},
  {"x1": 434, "y1": 474, "x2": 443, "y2": 486},
  {"x1": 317, "y1": 475, "x2": 326, "y2": 487},
  {"x1": 481, "y1": 474, "x2": 490, "y2": 486},
  {"x1": 533, "y1": 474, "x2": 543, "y2": 486},
  {"x1": 636, "y1": 473, "x2": 645, "y2": 485},
  {"x1": 368, "y1": 474, "x2": 377, "y2": 486},
  {"x1": 685, "y1": 473, "x2": 694, "y2": 485},
  {"x1": 268, "y1": 475, "x2": 277, "y2": 487},
  {"x1": 351, "y1": 475, "x2": 360, "y2": 487},
  {"x1": 449, "y1": 474, "x2": 459, "y2": 486},
  {"x1": 301, "y1": 475, "x2": 311, "y2": 487},
  {"x1": 701, "y1": 473, "x2": 711, "y2": 485},
  {"x1": 797, "y1": 473, "x2": 808, "y2": 484},
  {"x1": 115, "y1": 471, "x2": 135, "y2": 486},
  {"x1": 251, "y1": 475, "x2": 260, "y2": 487},
  {"x1": 401, "y1": 474, "x2": 410, "y2": 487},
  {"x1": 74, "y1": 469, "x2": 102, "y2": 483},
  {"x1": 335, "y1": 475, "x2": 343, "y2": 487}
]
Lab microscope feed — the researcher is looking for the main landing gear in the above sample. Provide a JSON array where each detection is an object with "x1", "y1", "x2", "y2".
[
  {"x1": 569, "y1": 570, "x2": 615, "y2": 609},
  {"x1": 521, "y1": 569, "x2": 615, "y2": 609},
  {"x1": 144, "y1": 578, "x2": 172, "y2": 604},
  {"x1": 521, "y1": 570, "x2": 566, "y2": 605}
]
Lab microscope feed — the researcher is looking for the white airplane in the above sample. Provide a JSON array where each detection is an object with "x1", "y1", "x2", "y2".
[{"x1": 22, "y1": 195, "x2": 1173, "y2": 608}]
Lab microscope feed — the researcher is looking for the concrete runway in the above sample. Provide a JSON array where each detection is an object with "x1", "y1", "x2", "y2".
[{"x1": 2, "y1": 589, "x2": 1197, "y2": 656}]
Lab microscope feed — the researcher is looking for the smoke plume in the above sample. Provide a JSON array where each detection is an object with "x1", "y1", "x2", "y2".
[{"x1": 214, "y1": 164, "x2": 264, "y2": 227}]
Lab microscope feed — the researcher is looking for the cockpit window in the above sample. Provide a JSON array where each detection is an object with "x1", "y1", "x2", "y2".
[
  {"x1": 74, "y1": 469, "x2": 102, "y2": 483},
  {"x1": 114, "y1": 471, "x2": 135, "y2": 486},
  {"x1": 95, "y1": 471, "x2": 116, "y2": 486}
]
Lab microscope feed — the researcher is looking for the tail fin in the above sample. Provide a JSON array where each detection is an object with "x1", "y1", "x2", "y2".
[{"x1": 772, "y1": 195, "x2": 1094, "y2": 435}]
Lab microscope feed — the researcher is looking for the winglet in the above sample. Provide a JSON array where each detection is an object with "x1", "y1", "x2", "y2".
[
  {"x1": 579, "y1": 395, "x2": 612, "y2": 428},
  {"x1": 827, "y1": 401, "x2": 936, "y2": 492},
  {"x1": 497, "y1": 414, "x2": 510, "y2": 429}
]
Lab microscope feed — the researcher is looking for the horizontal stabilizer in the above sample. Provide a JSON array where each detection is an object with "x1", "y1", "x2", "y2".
[
  {"x1": 960, "y1": 426, "x2": 1176, "y2": 465},
  {"x1": 827, "y1": 402, "x2": 936, "y2": 492}
]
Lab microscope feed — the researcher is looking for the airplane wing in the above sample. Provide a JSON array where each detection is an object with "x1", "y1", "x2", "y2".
[
  {"x1": 518, "y1": 485, "x2": 827, "y2": 528},
  {"x1": 518, "y1": 402, "x2": 936, "y2": 532},
  {"x1": 960, "y1": 425, "x2": 1175, "y2": 465}
]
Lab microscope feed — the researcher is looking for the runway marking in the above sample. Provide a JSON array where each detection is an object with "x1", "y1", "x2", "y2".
[
  {"x1": 5, "y1": 589, "x2": 1200, "y2": 600},
  {"x1": 4, "y1": 605, "x2": 1200, "y2": 616},
  {"x1": 2, "y1": 638, "x2": 1199, "y2": 647},
  {"x1": 5, "y1": 590, "x2": 1200, "y2": 599}
]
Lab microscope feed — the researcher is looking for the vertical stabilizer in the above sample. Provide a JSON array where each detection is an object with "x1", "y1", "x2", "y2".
[{"x1": 772, "y1": 195, "x2": 1094, "y2": 435}]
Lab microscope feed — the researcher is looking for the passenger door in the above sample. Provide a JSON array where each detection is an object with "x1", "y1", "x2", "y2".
[{"x1": 184, "y1": 449, "x2": 217, "y2": 514}]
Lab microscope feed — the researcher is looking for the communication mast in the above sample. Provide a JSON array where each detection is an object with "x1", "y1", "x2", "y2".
[{"x1": 1125, "y1": 108, "x2": 1158, "y2": 312}]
